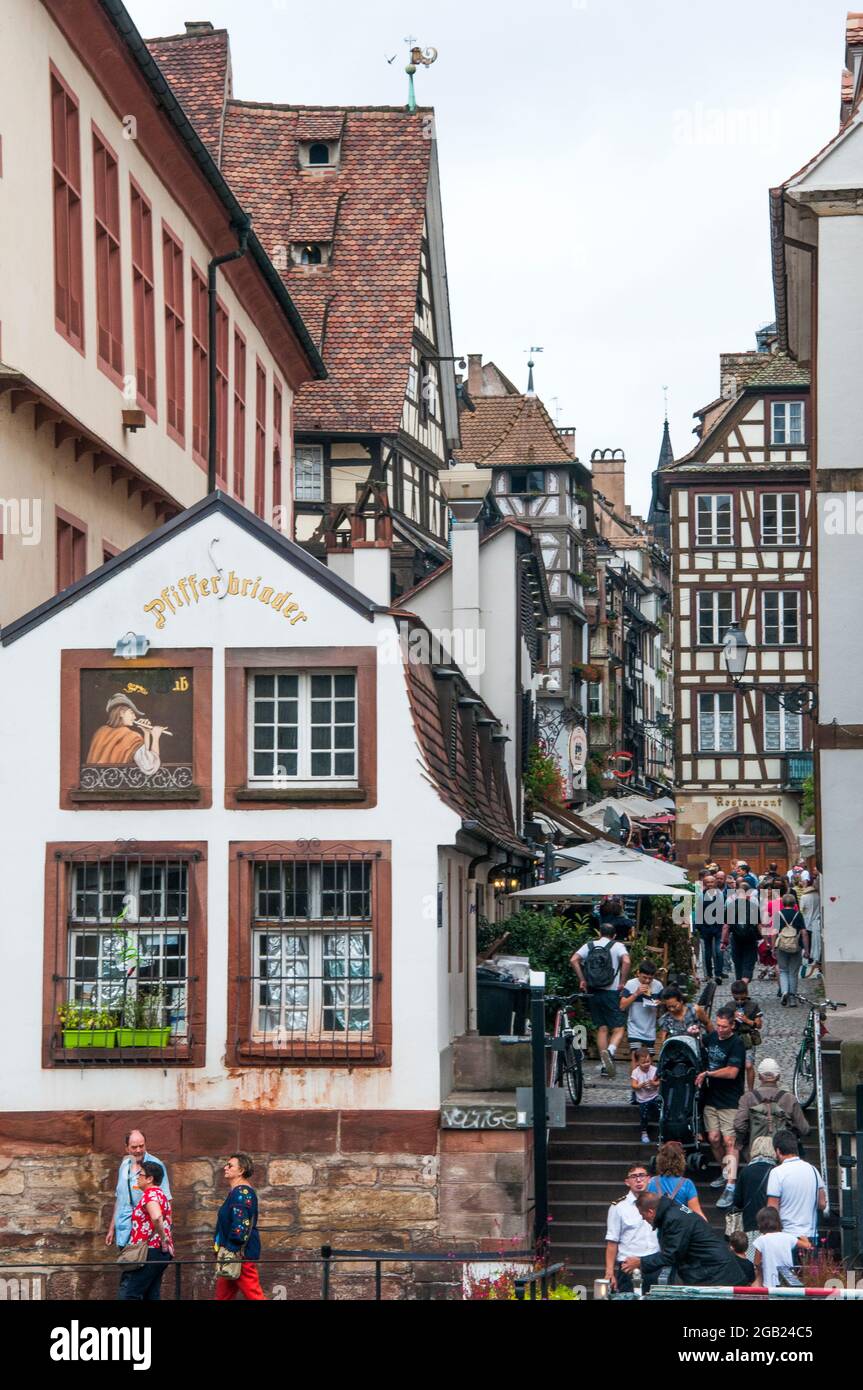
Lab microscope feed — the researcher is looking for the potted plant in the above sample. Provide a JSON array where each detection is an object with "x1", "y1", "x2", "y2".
[
  {"x1": 57, "y1": 1003, "x2": 117, "y2": 1048},
  {"x1": 117, "y1": 987, "x2": 171, "y2": 1048}
]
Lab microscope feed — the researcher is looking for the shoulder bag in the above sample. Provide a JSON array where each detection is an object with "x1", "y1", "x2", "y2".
[{"x1": 216, "y1": 1193, "x2": 256, "y2": 1279}]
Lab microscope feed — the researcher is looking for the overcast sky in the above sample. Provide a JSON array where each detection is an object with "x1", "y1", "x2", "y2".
[{"x1": 132, "y1": 0, "x2": 847, "y2": 511}]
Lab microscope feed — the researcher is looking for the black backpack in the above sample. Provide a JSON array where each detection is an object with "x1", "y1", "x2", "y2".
[{"x1": 583, "y1": 940, "x2": 616, "y2": 990}]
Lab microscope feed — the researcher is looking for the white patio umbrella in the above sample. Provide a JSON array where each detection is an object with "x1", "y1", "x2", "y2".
[
  {"x1": 556, "y1": 842, "x2": 690, "y2": 887},
  {"x1": 511, "y1": 865, "x2": 693, "y2": 901}
]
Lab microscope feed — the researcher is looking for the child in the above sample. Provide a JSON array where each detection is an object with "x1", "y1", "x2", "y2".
[
  {"x1": 620, "y1": 958, "x2": 663, "y2": 1061},
  {"x1": 730, "y1": 980, "x2": 764, "y2": 1091},
  {"x1": 630, "y1": 1047, "x2": 660, "y2": 1144},
  {"x1": 753, "y1": 1206, "x2": 810, "y2": 1287},
  {"x1": 728, "y1": 1229, "x2": 756, "y2": 1285}
]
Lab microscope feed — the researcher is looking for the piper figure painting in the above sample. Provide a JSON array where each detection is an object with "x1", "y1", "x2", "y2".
[{"x1": 79, "y1": 669, "x2": 194, "y2": 792}]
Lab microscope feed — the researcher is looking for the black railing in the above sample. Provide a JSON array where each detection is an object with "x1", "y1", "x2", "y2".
[{"x1": 513, "y1": 1262, "x2": 566, "y2": 1300}]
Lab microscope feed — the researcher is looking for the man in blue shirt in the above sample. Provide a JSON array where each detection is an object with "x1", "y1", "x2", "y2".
[{"x1": 105, "y1": 1128, "x2": 171, "y2": 1249}]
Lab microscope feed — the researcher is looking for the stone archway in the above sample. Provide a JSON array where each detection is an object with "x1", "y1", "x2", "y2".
[{"x1": 706, "y1": 811, "x2": 794, "y2": 876}]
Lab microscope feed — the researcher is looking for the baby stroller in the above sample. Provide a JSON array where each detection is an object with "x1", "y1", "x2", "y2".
[{"x1": 656, "y1": 1033, "x2": 709, "y2": 1172}]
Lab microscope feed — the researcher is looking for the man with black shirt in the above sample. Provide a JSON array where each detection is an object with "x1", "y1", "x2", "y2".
[
  {"x1": 622, "y1": 1192, "x2": 744, "y2": 1287},
  {"x1": 696, "y1": 873, "x2": 726, "y2": 983},
  {"x1": 697, "y1": 1005, "x2": 746, "y2": 1210},
  {"x1": 598, "y1": 896, "x2": 635, "y2": 943}
]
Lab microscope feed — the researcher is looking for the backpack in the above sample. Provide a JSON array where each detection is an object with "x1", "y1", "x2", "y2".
[
  {"x1": 583, "y1": 939, "x2": 617, "y2": 990},
  {"x1": 775, "y1": 914, "x2": 801, "y2": 953},
  {"x1": 748, "y1": 1088, "x2": 788, "y2": 1142}
]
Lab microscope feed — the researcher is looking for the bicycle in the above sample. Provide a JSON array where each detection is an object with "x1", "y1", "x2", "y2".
[
  {"x1": 792, "y1": 997, "x2": 845, "y2": 1109},
  {"x1": 546, "y1": 994, "x2": 584, "y2": 1107}
]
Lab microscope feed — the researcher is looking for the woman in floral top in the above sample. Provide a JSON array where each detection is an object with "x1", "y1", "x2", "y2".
[
  {"x1": 118, "y1": 1160, "x2": 173, "y2": 1301},
  {"x1": 214, "y1": 1154, "x2": 265, "y2": 1301}
]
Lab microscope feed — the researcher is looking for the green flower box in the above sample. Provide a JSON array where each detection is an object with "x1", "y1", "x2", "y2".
[
  {"x1": 62, "y1": 1028, "x2": 117, "y2": 1048},
  {"x1": 117, "y1": 1027, "x2": 171, "y2": 1048}
]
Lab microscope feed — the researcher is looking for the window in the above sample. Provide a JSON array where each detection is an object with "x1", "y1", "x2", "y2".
[
  {"x1": 771, "y1": 401, "x2": 805, "y2": 446},
  {"x1": 56, "y1": 510, "x2": 86, "y2": 592},
  {"x1": 249, "y1": 671, "x2": 357, "y2": 784},
  {"x1": 695, "y1": 494, "x2": 733, "y2": 546},
  {"x1": 163, "y1": 225, "x2": 185, "y2": 443},
  {"x1": 92, "y1": 129, "x2": 122, "y2": 380},
  {"x1": 213, "y1": 298, "x2": 228, "y2": 486},
  {"x1": 588, "y1": 682, "x2": 603, "y2": 717},
  {"x1": 698, "y1": 692, "x2": 736, "y2": 752},
  {"x1": 273, "y1": 379, "x2": 283, "y2": 520},
  {"x1": 760, "y1": 492, "x2": 800, "y2": 545},
  {"x1": 191, "y1": 265, "x2": 208, "y2": 464},
  {"x1": 233, "y1": 329, "x2": 246, "y2": 499},
  {"x1": 308, "y1": 142, "x2": 330, "y2": 165},
  {"x1": 295, "y1": 444, "x2": 324, "y2": 501},
  {"x1": 509, "y1": 470, "x2": 545, "y2": 494},
  {"x1": 763, "y1": 591, "x2": 801, "y2": 645},
  {"x1": 50, "y1": 68, "x2": 83, "y2": 349},
  {"x1": 763, "y1": 695, "x2": 802, "y2": 753},
  {"x1": 697, "y1": 590, "x2": 735, "y2": 645},
  {"x1": 130, "y1": 182, "x2": 156, "y2": 414},
  {"x1": 299, "y1": 242, "x2": 322, "y2": 265},
  {"x1": 45, "y1": 845, "x2": 207, "y2": 1067},
  {"x1": 418, "y1": 355, "x2": 436, "y2": 424},
  {"x1": 406, "y1": 364, "x2": 419, "y2": 400},
  {"x1": 254, "y1": 360, "x2": 267, "y2": 516}
]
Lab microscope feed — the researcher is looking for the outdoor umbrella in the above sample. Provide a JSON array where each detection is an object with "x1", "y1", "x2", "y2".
[
  {"x1": 511, "y1": 865, "x2": 693, "y2": 901},
  {"x1": 556, "y1": 842, "x2": 690, "y2": 886}
]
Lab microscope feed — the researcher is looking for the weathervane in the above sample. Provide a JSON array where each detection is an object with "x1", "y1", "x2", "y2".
[
  {"x1": 662, "y1": 384, "x2": 669, "y2": 421},
  {"x1": 404, "y1": 36, "x2": 438, "y2": 112},
  {"x1": 525, "y1": 345, "x2": 543, "y2": 394}
]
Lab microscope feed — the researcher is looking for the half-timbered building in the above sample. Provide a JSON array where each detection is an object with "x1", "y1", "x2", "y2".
[
  {"x1": 658, "y1": 339, "x2": 813, "y2": 874},
  {"x1": 148, "y1": 25, "x2": 461, "y2": 597}
]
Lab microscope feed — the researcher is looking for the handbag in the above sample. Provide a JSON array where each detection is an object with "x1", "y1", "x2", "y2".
[
  {"x1": 117, "y1": 1240, "x2": 149, "y2": 1266},
  {"x1": 216, "y1": 1244, "x2": 247, "y2": 1280}
]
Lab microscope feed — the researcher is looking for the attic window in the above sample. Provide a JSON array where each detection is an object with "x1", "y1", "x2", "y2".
[
  {"x1": 291, "y1": 242, "x2": 331, "y2": 267},
  {"x1": 509, "y1": 470, "x2": 545, "y2": 495},
  {"x1": 309, "y1": 142, "x2": 330, "y2": 166}
]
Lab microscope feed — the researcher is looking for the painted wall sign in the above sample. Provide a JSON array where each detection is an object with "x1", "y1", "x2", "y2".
[
  {"x1": 143, "y1": 571, "x2": 309, "y2": 631},
  {"x1": 568, "y1": 725, "x2": 588, "y2": 773},
  {"x1": 714, "y1": 796, "x2": 782, "y2": 810},
  {"x1": 79, "y1": 668, "x2": 194, "y2": 792}
]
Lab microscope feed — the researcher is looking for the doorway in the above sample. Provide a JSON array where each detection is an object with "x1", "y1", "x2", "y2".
[{"x1": 708, "y1": 814, "x2": 789, "y2": 876}]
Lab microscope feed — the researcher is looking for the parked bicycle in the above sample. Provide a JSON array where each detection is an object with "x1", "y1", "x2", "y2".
[
  {"x1": 793, "y1": 998, "x2": 845, "y2": 1109},
  {"x1": 546, "y1": 994, "x2": 584, "y2": 1107}
]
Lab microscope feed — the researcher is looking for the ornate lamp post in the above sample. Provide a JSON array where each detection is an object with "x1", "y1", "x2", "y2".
[{"x1": 722, "y1": 622, "x2": 817, "y2": 714}]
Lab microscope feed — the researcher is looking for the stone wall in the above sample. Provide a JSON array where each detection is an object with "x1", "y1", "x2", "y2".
[{"x1": 0, "y1": 1110, "x2": 533, "y2": 1300}]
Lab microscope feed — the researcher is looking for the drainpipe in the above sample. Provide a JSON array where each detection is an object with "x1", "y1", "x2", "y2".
[{"x1": 208, "y1": 217, "x2": 251, "y2": 493}]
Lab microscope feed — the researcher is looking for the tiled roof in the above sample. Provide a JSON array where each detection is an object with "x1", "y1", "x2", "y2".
[
  {"x1": 401, "y1": 634, "x2": 524, "y2": 856},
  {"x1": 147, "y1": 29, "x2": 231, "y2": 164},
  {"x1": 454, "y1": 394, "x2": 575, "y2": 467},
  {"x1": 740, "y1": 352, "x2": 810, "y2": 387},
  {"x1": 847, "y1": 13, "x2": 863, "y2": 45},
  {"x1": 288, "y1": 184, "x2": 342, "y2": 242},
  {"x1": 670, "y1": 354, "x2": 810, "y2": 467},
  {"x1": 220, "y1": 103, "x2": 433, "y2": 433},
  {"x1": 296, "y1": 111, "x2": 346, "y2": 141}
]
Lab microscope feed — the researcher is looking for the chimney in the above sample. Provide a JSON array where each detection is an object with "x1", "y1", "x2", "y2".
[
  {"x1": 185, "y1": 20, "x2": 215, "y2": 34},
  {"x1": 467, "y1": 353, "x2": 484, "y2": 398},
  {"x1": 590, "y1": 450, "x2": 626, "y2": 517},
  {"x1": 324, "y1": 485, "x2": 392, "y2": 605}
]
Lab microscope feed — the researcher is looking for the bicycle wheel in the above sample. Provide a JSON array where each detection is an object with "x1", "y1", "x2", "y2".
[
  {"x1": 793, "y1": 1040, "x2": 816, "y2": 1110},
  {"x1": 564, "y1": 1046, "x2": 583, "y2": 1107}
]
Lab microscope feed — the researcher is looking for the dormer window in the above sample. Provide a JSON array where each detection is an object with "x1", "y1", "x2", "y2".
[
  {"x1": 297, "y1": 138, "x2": 341, "y2": 170},
  {"x1": 309, "y1": 142, "x2": 330, "y2": 166},
  {"x1": 291, "y1": 242, "x2": 331, "y2": 267},
  {"x1": 509, "y1": 469, "x2": 545, "y2": 495}
]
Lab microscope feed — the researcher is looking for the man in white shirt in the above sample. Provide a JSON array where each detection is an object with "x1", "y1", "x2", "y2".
[
  {"x1": 766, "y1": 1130, "x2": 826, "y2": 1238},
  {"x1": 572, "y1": 923, "x2": 630, "y2": 1078},
  {"x1": 604, "y1": 1162, "x2": 660, "y2": 1293}
]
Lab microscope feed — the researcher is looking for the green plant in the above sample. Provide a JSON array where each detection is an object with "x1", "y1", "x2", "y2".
[
  {"x1": 57, "y1": 1003, "x2": 117, "y2": 1030},
  {"x1": 123, "y1": 987, "x2": 166, "y2": 1030},
  {"x1": 586, "y1": 756, "x2": 605, "y2": 797},
  {"x1": 524, "y1": 742, "x2": 566, "y2": 808},
  {"x1": 801, "y1": 774, "x2": 815, "y2": 826},
  {"x1": 466, "y1": 1267, "x2": 580, "y2": 1300}
]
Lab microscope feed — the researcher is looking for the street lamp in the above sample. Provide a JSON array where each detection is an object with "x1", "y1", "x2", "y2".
[{"x1": 722, "y1": 622, "x2": 816, "y2": 714}]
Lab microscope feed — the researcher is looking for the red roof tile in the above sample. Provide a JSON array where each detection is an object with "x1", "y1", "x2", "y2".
[
  {"x1": 147, "y1": 29, "x2": 231, "y2": 164},
  {"x1": 296, "y1": 111, "x2": 346, "y2": 141},
  {"x1": 455, "y1": 393, "x2": 576, "y2": 468},
  {"x1": 287, "y1": 183, "x2": 342, "y2": 242}
]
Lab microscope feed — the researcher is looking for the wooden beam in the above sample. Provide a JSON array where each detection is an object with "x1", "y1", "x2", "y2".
[
  {"x1": 75, "y1": 436, "x2": 97, "y2": 462},
  {"x1": 111, "y1": 464, "x2": 130, "y2": 486},
  {"x1": 10, "y1": 389, "x2": 38, "y2": 413},
  {"x1": 92, "y1": 451, "x2": 114, "y2": 475},
  {"x1": 126, "y1": 476, "x2": 144, "y2": 500},
  {"x1": 34, "y1": 403, "x2": 63, "y2": 432},
  {"x1": 54, "y1": 422, "x2": 81, "y2": 450}
]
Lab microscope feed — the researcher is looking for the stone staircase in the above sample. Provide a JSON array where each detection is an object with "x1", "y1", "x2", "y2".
[{"x1": 548, "y1": 1102, "x2": 838, "y2": 1292}]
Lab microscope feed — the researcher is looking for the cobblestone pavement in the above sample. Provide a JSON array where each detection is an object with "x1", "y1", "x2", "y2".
[{"x1": 585, "y1": 964, "x2": 821, "y2": 1104}]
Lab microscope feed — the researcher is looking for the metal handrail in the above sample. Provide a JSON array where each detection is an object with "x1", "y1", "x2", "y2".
[{"x1": 513, "y1": 1262, "x2": 566, "y2": 1300}]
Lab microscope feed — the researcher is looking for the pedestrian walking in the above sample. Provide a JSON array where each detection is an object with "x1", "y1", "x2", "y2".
[
  {"x1": 645, "y1": 1141, "x2": 706, "y2": 1218},
  {"x1": 753, "y1": 1205, "x2": 810, "y2": 1287},
  {"x1": 597, "y1": 896, "x2": 635, "y2": 943},
  {"x1": 733, "y1": 1058, "x2": 809, "y2": 1156},
  {"x1": 774, "y1": 894, "x2": 810, "y2": 1006},
  {"x1": 722, "y1": 888, "x2": 761, "y2": 984},
  {"x1": 214, "y1": 1153, "x2": 266, "y2": 1301},
  {"x1": 620, "y1": 958, "x2": 663, "y2": 1062},
  {"x1": 655, "y1": 984, "x2": 709, "y2": 1047},
  {"x1": 106, "y1": 1128, "x2": 172, "y2": 1252},
  {"x1": 799, "y1": 873, "x2": 822, "y2": 975},
  {"x1": 603, "y1": 1162, "x2": 660, "y2": 1294},
  {"x1": 732, "y1": 1136, "x2": 777, "y2": 1257},
  {"x1": 695, "y1": 874, "x2": 726, "y2": 983},
  {"x1": 696, "y1": 1005, "x2": 746, "y2": 1210},
  {"x1": 729, "y1": 980, "x2": 763, "y2": 1091},
  {"x1": 117, "y1": 1161, "x2": 173, "y2": 1301},
  {"x1": 766, "y1": 1131, "x2": 826, "y2": 1239},
  {"x1": 571, "y1": 922, "x2": 630, "y2": 1078}
]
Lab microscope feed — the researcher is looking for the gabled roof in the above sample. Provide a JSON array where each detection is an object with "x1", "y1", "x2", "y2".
[
  {"x1": 1, "y1": 493, "x2": 381, "y2": 646},
  {"x1": 147, "y1": 26, "x2": 231, "y2": 163},
  {"x1": 667, "y1": 352, "x2": 810, "y2": 469},
  {"x1": 454, "y1": 394, "x2": 578, "y2": 468}
]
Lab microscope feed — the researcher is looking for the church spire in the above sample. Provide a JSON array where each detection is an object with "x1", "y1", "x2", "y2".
[{"x1": 656, "y1": 417, "x2": 674, "y2": 471}]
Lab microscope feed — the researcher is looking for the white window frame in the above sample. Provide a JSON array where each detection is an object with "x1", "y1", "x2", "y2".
[
  {"x1": 696, "y1": 589, "x2": 735, "y2": 645},
  {"x1": 771, "y1": 400, "x2": 805, "y2": 446},
  {"x1": 698, "y1": 692, "x2": 737, "y2": 752},
  {"x1": 695, "y1": 493, "x2": 733, "y2": 546},
  {"x1": 762, "y1": 590, "x2": 801, "y2": 646},
  {"x1": 763, "y1": 695, "x2": 803, "y2": 753},
  {"x1": 248, "y1": 670, "x2": 358, "y2": 786},
  {"x1": 295, "y1": 444, "x2": 324, "y2": 502},
  {"x1": 760, "y1": 492, "x2": 800, "y2": 545}
]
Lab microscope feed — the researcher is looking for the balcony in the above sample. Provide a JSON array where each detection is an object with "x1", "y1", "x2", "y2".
[{"x1": 785, "y1": 753, "x2": 814, "y2": 788}]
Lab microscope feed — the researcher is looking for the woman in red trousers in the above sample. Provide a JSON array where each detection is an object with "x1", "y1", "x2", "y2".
[{"x1": 214, "y1": 1153, "x2": 266, "y2": 1300}]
